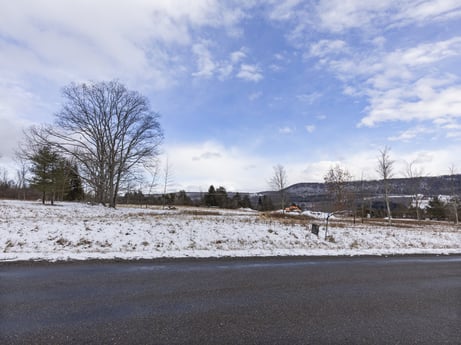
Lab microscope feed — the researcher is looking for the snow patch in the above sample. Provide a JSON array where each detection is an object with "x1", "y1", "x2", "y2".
[{"x1": 1, "y1": 200, "x2": 460, "y2": 261}]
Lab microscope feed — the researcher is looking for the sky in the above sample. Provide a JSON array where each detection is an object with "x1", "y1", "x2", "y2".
[{"x1": 1, "y1": 1, "x2": 461, "y2": 192}]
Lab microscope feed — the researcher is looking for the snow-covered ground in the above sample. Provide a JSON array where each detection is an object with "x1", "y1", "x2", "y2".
[{"x1": 1, "y1": 199, "x2": 460, "y2": 262}]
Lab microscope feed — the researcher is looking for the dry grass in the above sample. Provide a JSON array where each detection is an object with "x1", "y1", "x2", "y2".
[
  {"x1": 180, "y1": 209, "x2": 222, "y2": 216},
  {"x1": 102, "y1": 203, "x2": 461, "y2": 232}
]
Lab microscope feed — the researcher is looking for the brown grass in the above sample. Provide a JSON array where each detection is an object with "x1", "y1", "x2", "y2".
[
  {"x1": 259, "y1": 212, "x2": 315, "y2": 226},
  {"x1": 180, "y1": 210, "x2": 222, "y2": 216}
]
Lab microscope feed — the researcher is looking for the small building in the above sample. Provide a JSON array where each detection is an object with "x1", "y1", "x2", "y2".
[{"x1": 285, "y1": 204, "x2": 302, "y2": 213}]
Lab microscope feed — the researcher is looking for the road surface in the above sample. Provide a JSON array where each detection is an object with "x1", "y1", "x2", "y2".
[{"x1": 1, "y1": 255, "x2": 460, "y2": 344}]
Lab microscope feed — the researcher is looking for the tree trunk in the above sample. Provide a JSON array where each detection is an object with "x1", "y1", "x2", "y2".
[{"x1": 384, "y1": 182, "x2": 392, "y2": 225}]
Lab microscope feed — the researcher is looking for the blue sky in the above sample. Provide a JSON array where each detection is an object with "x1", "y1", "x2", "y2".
[{"x1": 1, "y1": 1, "x2": 461, "y2": 192}]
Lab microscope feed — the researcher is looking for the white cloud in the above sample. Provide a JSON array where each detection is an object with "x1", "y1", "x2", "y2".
[
  {"x1": 192, "y1": 152, "x2": 222, "y2": 161},
  {"x1": 237, "y1": 64, "x2": 263, "y2": 82},
  {"x1": 308, "y1": 40, "x2": 348, "y2": 58},
  {"x1": 267, "y1": 0, "x2": 303, "y2": 21},
  {"x1": 269, "y1": 64, "x2": 282, "y2": 72},
  {"x1": 163, "y1": 141, "x2": 271, "y2": 192},
  {"x1": 191, "y1": 41, "x2": 216, "y2": 78},
  {"x1": 217, "y1": 64, "x2": 234, "y2": 80},
  {"x1": 314, "y1": 1, "x2": 395, "y2": 33},
  {"x1": 191, "y1": 45, "x2": 263, "y2": 81},
  {"x1": 230, "y1": 48, "x2": 247, "y2": 63},
  {"x1": 0, "y1": 79, "x2": 48, "y2": 158},
  {"x1": 248, "y1": 91, "x2": 263, "y2": 101},
  {"x1": 305, "y1": 125, "x2": 316, "y2": 133},
  {"x1": 394, "y1": 147, "x2": 461, "y2": 177},
  {"x1": 279, "y1": 126, "x2": 294, "y2": 134},
  {"x1": 0, "y1": 1, "x2": 248, "y2": 89},
  {"x1": 314, "y1": 0, "x2": 461, "y2": 33},
  {"x1": 371, "y1": 36, "x2": 387, "y2": 47},
  {"x1": 297, "y1": 92, "x2": 321, "y2": 104},
  {"x1": 300, "y1": 145, "x2": 461, "y2": 183},
  {"x1": 343, "y1": 86, "x2": 358, "y2": 96},
  {"x1": 386, "y1": 37, "x2": 461, "y2": 69},
  {"x1": 360, "y1": 79, "x2": 461, "y2": 127},
  {"x1": 312, "y1": 37, "x2": 461, "y2": 128},
  {"x1": 395, "y1": 0, "x2": 461, "y2": 26},
  {"x1": 388, "y1": 126, "x2": 433, "y2": 142}
]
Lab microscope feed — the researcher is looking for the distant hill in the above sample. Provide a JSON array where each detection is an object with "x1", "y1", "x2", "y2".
[{"x1": 259, "y1": 174, "x2": 461, "y2": 211}]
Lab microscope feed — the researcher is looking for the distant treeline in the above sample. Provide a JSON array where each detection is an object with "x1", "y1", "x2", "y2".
[{"x1": 119, "y1": 185, "x2": 278, "y2": 211}]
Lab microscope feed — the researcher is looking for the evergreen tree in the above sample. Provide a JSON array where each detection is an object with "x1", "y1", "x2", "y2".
[
  {"x1": 241, "y1": 194, "x2": 252, "y2": 209},
  {"x1": 29, "y1": 146, "x2": 61, "y2": 205},
  {"x1": 231, "y1": 192, "x2": 242, "y2": 209},
  {"x1": 426, "y1": 196, "x2": 446, "y2": 220},
  {"x1": 215, "y1": 186, "x2": 228, "y2": 208},
  {"x1": 29, "y1": 147, "x2": 84, "y2": 204},
  {"x1": 258, "y1": 195, "x2": 274, "y2": 211},
  {"x1": 175, "y1": 190, "x2": 192, "y2": 206},
  {"x1": 204, "y1": 185, "x2": 217, "y2": 207},
  {"x1": 230, "y1": 193, "x2": 253, "y2": 209}
]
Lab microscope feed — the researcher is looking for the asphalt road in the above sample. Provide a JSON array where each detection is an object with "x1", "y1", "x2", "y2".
[{"x1": 0, "y1": 255, "x2": 460, "y2": 345}]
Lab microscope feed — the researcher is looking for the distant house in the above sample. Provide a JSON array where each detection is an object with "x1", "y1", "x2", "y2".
[{"x1": 285, "y1": 204, "x2": 302, "y2": 213}]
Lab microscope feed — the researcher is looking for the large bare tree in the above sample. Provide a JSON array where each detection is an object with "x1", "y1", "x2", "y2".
[
  {"x1": 32, "y1": 80, "x2": 163, "y2": 208},
  {"x1": 377, "y1": 146, "x2": 394, "y2": 225},
  {"x1": 269, "y1": 164, "x2": 288, "y2": 211}
]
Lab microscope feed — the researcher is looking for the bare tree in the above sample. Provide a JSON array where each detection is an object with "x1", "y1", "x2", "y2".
[
  {"x1": 322, "y1": 164, "x2": 353, "y2": 239},
  {"x1": 29, "y1": 80, "x2": 163, "y2": 208},
  {"x1": 324, "y1": 164, "x2": 353, "y2": 213},
  {"x1": 448, "y1": 165, "x2": 459, "y2": 225},
  {"x1": 161, "y1": 156, "x2": 174, "y2": 209},
  {"x1": 269, "y1": 164, "x2": 288, "y2": 211},
  {"x1": 143, "y1": 158, "x2": 160, "y2": 208},
  {"x1": 404, "y1": 160, "x2": 425, "y2": 220},
  {"x1": 358, "y1": 171, "x2": 369, "y2": 223},
  {"x1": 15, "y1": 156, "x2": 28, "y2": 200},
  {"x1": 376, "y1": 146, "x2": 394, "y2": 225}
]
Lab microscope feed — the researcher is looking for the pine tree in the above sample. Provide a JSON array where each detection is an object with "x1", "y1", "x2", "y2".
[
  {"x1": 29, "y1": 146, "x2": 61, "y2": 205},
  {"x1": 29, "y1": 147, "x2": 84, "y2": 204},
  {"x1": 215, "y1": 186, "x2": 228, "y2": 208},
  {"x1": 204, "y1": 185, "x2": 217, "y2": 207},
  {"x1": 426, "y1": 196, "x2": 446, "y2": 220},
  {"x1": 241, "y1": 194, "x2": 252, "y2": 209}
]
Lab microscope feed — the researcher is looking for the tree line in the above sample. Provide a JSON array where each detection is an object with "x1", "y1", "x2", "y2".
[{"x1": 118, "y1": 185, "x2": 262, "y2": 210}]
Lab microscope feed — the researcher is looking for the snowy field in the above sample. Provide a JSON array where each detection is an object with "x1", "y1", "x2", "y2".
[{"x1": 1, "y1": 199, "x2": 460, "y2": 262}]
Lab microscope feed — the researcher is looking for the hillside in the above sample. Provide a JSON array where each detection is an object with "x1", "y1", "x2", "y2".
[{"x1": 274, "y1": 174, "x2": 461, "y2": 211}]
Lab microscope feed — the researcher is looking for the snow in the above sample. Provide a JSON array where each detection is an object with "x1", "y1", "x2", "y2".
[{"x1": 1, "y1": 199, "x2": 460, "y2": 262}]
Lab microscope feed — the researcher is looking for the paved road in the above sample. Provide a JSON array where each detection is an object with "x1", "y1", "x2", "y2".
[{"x1": 0, "y1": 256, "x2": 460, "y2": 345}]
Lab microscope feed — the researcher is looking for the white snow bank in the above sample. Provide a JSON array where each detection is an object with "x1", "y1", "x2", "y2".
[{"x1": 1, "y1": 200, "x2": 460, "y2": 262}]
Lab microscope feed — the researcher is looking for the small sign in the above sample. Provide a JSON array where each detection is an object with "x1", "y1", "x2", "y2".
[{"x1": 311, "y1": 223, "x2": 319, "y2": 236}]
